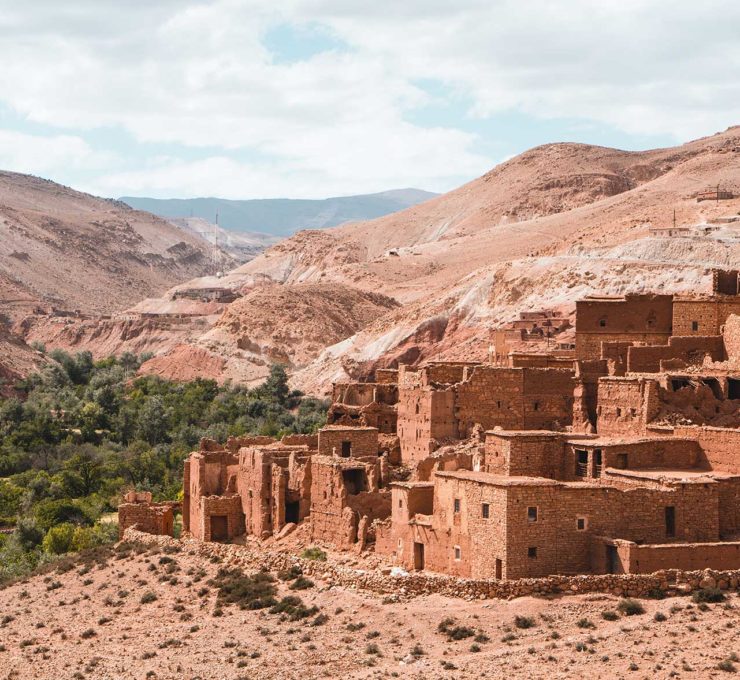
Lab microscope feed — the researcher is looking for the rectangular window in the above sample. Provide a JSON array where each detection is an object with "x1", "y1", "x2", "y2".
[
  {"x1": 454, "y1": 498, "x2": 460, "y2": 513},
  {"x1": 576, "y1": 517, "x2": 587, "y2": 531},
  {"x1": 599, "y1": 319, "x2": 607, "y2": 328},
  {"x1": 527, "y1": 506, "x2": 538, "y2": 523},
  {"x1": 398, "y1": 499, "x2": 403, "y2": 508},
  {"x1": 692, "y1": 321, "x2": 699, "y2": 331},
  {"x1": 533, "y1": 401, "x2": 540, "y2": 411},
  {"x1": 454, "y1": 546, "x2": 461, "y2": 561},
  {"x1": 665, "y1": 506, "x2": 676, "y2": 538},
  {"x1": 575, "y1": 449, "x2": 588, "y2": 476},
  {"x1": 528, "y1": 547, "x2": 537, "y2": 559},
  {"x1": 482, "y1": 503, "x2": 490, "y2": 519},
  {"x1": 341, "y1": 441, "x2": 352, "y2": 458}
]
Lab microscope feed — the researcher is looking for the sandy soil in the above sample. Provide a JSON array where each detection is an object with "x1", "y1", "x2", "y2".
[{"x1": 1, "y1": 542, "x2": 738, "y2": 680}]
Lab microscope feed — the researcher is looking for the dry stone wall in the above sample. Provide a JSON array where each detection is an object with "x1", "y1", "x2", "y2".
[{"x1": 123, "y1": 528, "x2": 740, "y2": 601}]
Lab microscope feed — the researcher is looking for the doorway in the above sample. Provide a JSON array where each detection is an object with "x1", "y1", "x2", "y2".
[
  {"x1": 413, "y1": 542, "x2": 425, "y2": 570},
  {"x1": 495, "y1": 558, "x2": 503, "y2": 580},
  {"x1": 285, "y1": 500, "x2": 299, "y2": 525},
  {"x1": 606, "y1": 544, "x2": 618, "y2": 574},
  {"x1": 665, "y1": 506, "x2": 676, "y2": 538},
  {"x1": 210, "y1": 515, "x2": 228, "y2": 542}
]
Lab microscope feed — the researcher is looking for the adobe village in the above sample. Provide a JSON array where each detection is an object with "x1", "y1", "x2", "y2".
[{"x1": 121, "y1": 268, "x2": 740, "y2": 586}]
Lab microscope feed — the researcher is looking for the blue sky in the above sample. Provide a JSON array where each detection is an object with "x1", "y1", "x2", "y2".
[{"x1": 0, "y1": 1, "x2": 736, "y2": 200}]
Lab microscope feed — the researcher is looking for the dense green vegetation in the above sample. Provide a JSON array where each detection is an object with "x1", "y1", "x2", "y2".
[{"x1": 0, "y1": 351, "x2": 327, "y2": 583}]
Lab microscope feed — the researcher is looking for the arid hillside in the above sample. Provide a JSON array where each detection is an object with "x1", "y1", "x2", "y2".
[
  {"x1": 0, "y1": 171, "x2": 227, "y2": 318},
  {"x1": 138, "y1": 283, "x2": 399, "y2": 384},
  {"x1": 1, "y1": 537, "x2": 738, "y2": 679},
  {"x1": 17, "y1": 127, "x2": 740, "y2": 390}
]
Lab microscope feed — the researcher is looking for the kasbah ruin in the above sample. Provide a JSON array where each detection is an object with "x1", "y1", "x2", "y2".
[{"x1": 120, "y1": 268, "x2": 740, "y2": 596}]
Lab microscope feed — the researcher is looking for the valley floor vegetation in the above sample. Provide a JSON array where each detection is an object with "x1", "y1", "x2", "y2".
[{"x1": 0, "y1": 350, "x2": 327, "y2": 584}]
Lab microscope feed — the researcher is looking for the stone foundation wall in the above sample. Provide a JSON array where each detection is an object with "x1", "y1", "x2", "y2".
[{"x1": 123, "y1": 528, "x2": 740, "y2": 601}]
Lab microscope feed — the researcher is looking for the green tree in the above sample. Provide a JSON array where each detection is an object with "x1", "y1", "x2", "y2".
[
  {"x1": 136, "y1": 396, "x2": 170, "y2": 445},
  {"x1": 42, "y1": 522, "x2": 76, "y2": 554}
]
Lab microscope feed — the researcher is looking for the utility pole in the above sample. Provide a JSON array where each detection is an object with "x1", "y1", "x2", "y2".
[{"x1": 214, "y1": 209, "x2": 219, "y2": 275}]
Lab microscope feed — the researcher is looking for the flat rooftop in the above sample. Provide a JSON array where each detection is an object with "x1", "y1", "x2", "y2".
[
  {"x1": 435, "y1": 470, "x2": 560, "y2": 487},
  {"x1": 486, "y1": 430, "x2": 593, "y2": 440},
  {"x1": 565, "y1": 437, "x2": 697, "y2": 447},
  {"x1": 604, "y1": 467, "x2": 736, "y2": 483},
  {"x1": 319, "y1": 425, "x2": 378, "y2": 432}
]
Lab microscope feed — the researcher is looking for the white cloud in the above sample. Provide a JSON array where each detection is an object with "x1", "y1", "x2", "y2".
[
  {"x1": 0, "y1": 1, "x2": 737, "y2": 197},
  {"x1": 0, "y1": 129, "x2": 111, "y2": 177}
]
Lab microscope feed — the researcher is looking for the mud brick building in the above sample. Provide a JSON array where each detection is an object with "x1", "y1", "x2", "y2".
[
  {"x1": 117, "y1": 491, "x2": 176, "y2": 539},
  {"x1": 310, "y1": 455, "x2": 390, "y2": 549},
  {"x1": 122, "y1": 269, "x2": 740, "y2": 581},
  {"x1": 397, "y1": 363, "x2": 575, "y2": 463},
  {"x1": 327, "y1": 377, "x2": 398, "y2": 433}
]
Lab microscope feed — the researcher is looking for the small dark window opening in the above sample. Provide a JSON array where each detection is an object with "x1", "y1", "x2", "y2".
[
  {"x1": 527, "y1": 506, "x2": 538, "y2": 523},
  {"x1": 453, "y1": 498, "x2": 460, "y2": 513},
  {"x1": 728, "y1": 378, "x2": 740, "y2": 400},
  {"x1": 454, "y1": 546, "x2": 461, "y2": 560},
  {"x1": 576, "y1": 517, "x2": 586, "y2": 531},
  {"x1": 527, "y1": 547, "x2": 537, "y2": 559},
  {"x1": 341, "y1": 441, "x2": 352, "y2": 458},
  {"x1": 575, "y1": 449, "x2": 588, "y2": 476},
  {"x1": 599, "y1": 318, "x2": 607, "y2": 328},
  {"x1": 482, "y1": 503, "x2": 490, "y2": 519},
  {"x1": 398, "y1": 499, "x2": 402, "y2": 508},
  {"x1": 691, "y1": 321, "x2": 699, "y2": 332},
  {"x1": 533, "y1": 401, "x2": 540, "y2": 411},
  {"x1": 665, "y1": 506, "x2": 676, "y2": 538},
  {"x1": 496, "y1": 400, "x2": 502, "y2": 409},
  {"x1": 342, "y1": 468, "x2": 367, "y2": 495}
]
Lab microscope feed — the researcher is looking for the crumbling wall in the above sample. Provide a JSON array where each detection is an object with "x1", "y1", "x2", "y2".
[
  {"x1": 627, "y1": 336, "x2": 725, "y2": 373},
  {"x1": 118, "y1": 501, "x2": 174, "y2": 539},
  {"x1": 596, "y1": 377, "x2": 662, "y2": 436}
]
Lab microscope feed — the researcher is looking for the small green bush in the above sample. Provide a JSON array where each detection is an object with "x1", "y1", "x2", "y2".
[
  {"x1": 693, "y1": 588, "x2": 725, "y2": 604},
  {"x1": 300, "y1": 547, "x2": 327, "y2": 561},
  {"x1": 514, "y1": 615, "x2": 536, "y2": 629},
  {"x1": 617, "y1": 599, "x2": 645, "y2": 616}
]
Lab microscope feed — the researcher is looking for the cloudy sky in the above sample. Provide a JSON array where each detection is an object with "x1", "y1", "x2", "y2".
[{"x1": 0, "y1": 1, "x2": 738, "y2": 200}]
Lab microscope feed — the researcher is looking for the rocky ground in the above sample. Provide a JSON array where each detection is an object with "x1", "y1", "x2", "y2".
[{"x1": 1, "y1": 540, "x2": 739, "y2": 680}]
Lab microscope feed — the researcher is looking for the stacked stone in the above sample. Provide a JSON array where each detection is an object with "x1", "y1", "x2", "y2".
[{"x1": 123, "y1": 528, "x2": 740, "y2": 602}]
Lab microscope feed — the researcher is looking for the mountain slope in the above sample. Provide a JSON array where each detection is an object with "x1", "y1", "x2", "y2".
[
  {"x1": 120, "y1": 188, "x2": 438, "y2": 237},
  {"x1": 0, "y1": 171, "x2": 228, "y2": 318},
  {"x1": 21, "y1": 128, "x2": 740, "y2": 392},
  {"x1": 233, "y1": 130, "x2": 740, "y2": 304}
]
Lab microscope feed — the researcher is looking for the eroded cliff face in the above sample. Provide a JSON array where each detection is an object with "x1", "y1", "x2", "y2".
[{"x1": 136, "y1": 283, "x2": 399, "y2": 385}]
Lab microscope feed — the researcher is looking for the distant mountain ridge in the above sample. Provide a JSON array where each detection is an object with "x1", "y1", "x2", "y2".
[{"x1": 120, "y1": 188, "x2": 438, "y2": 237}]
